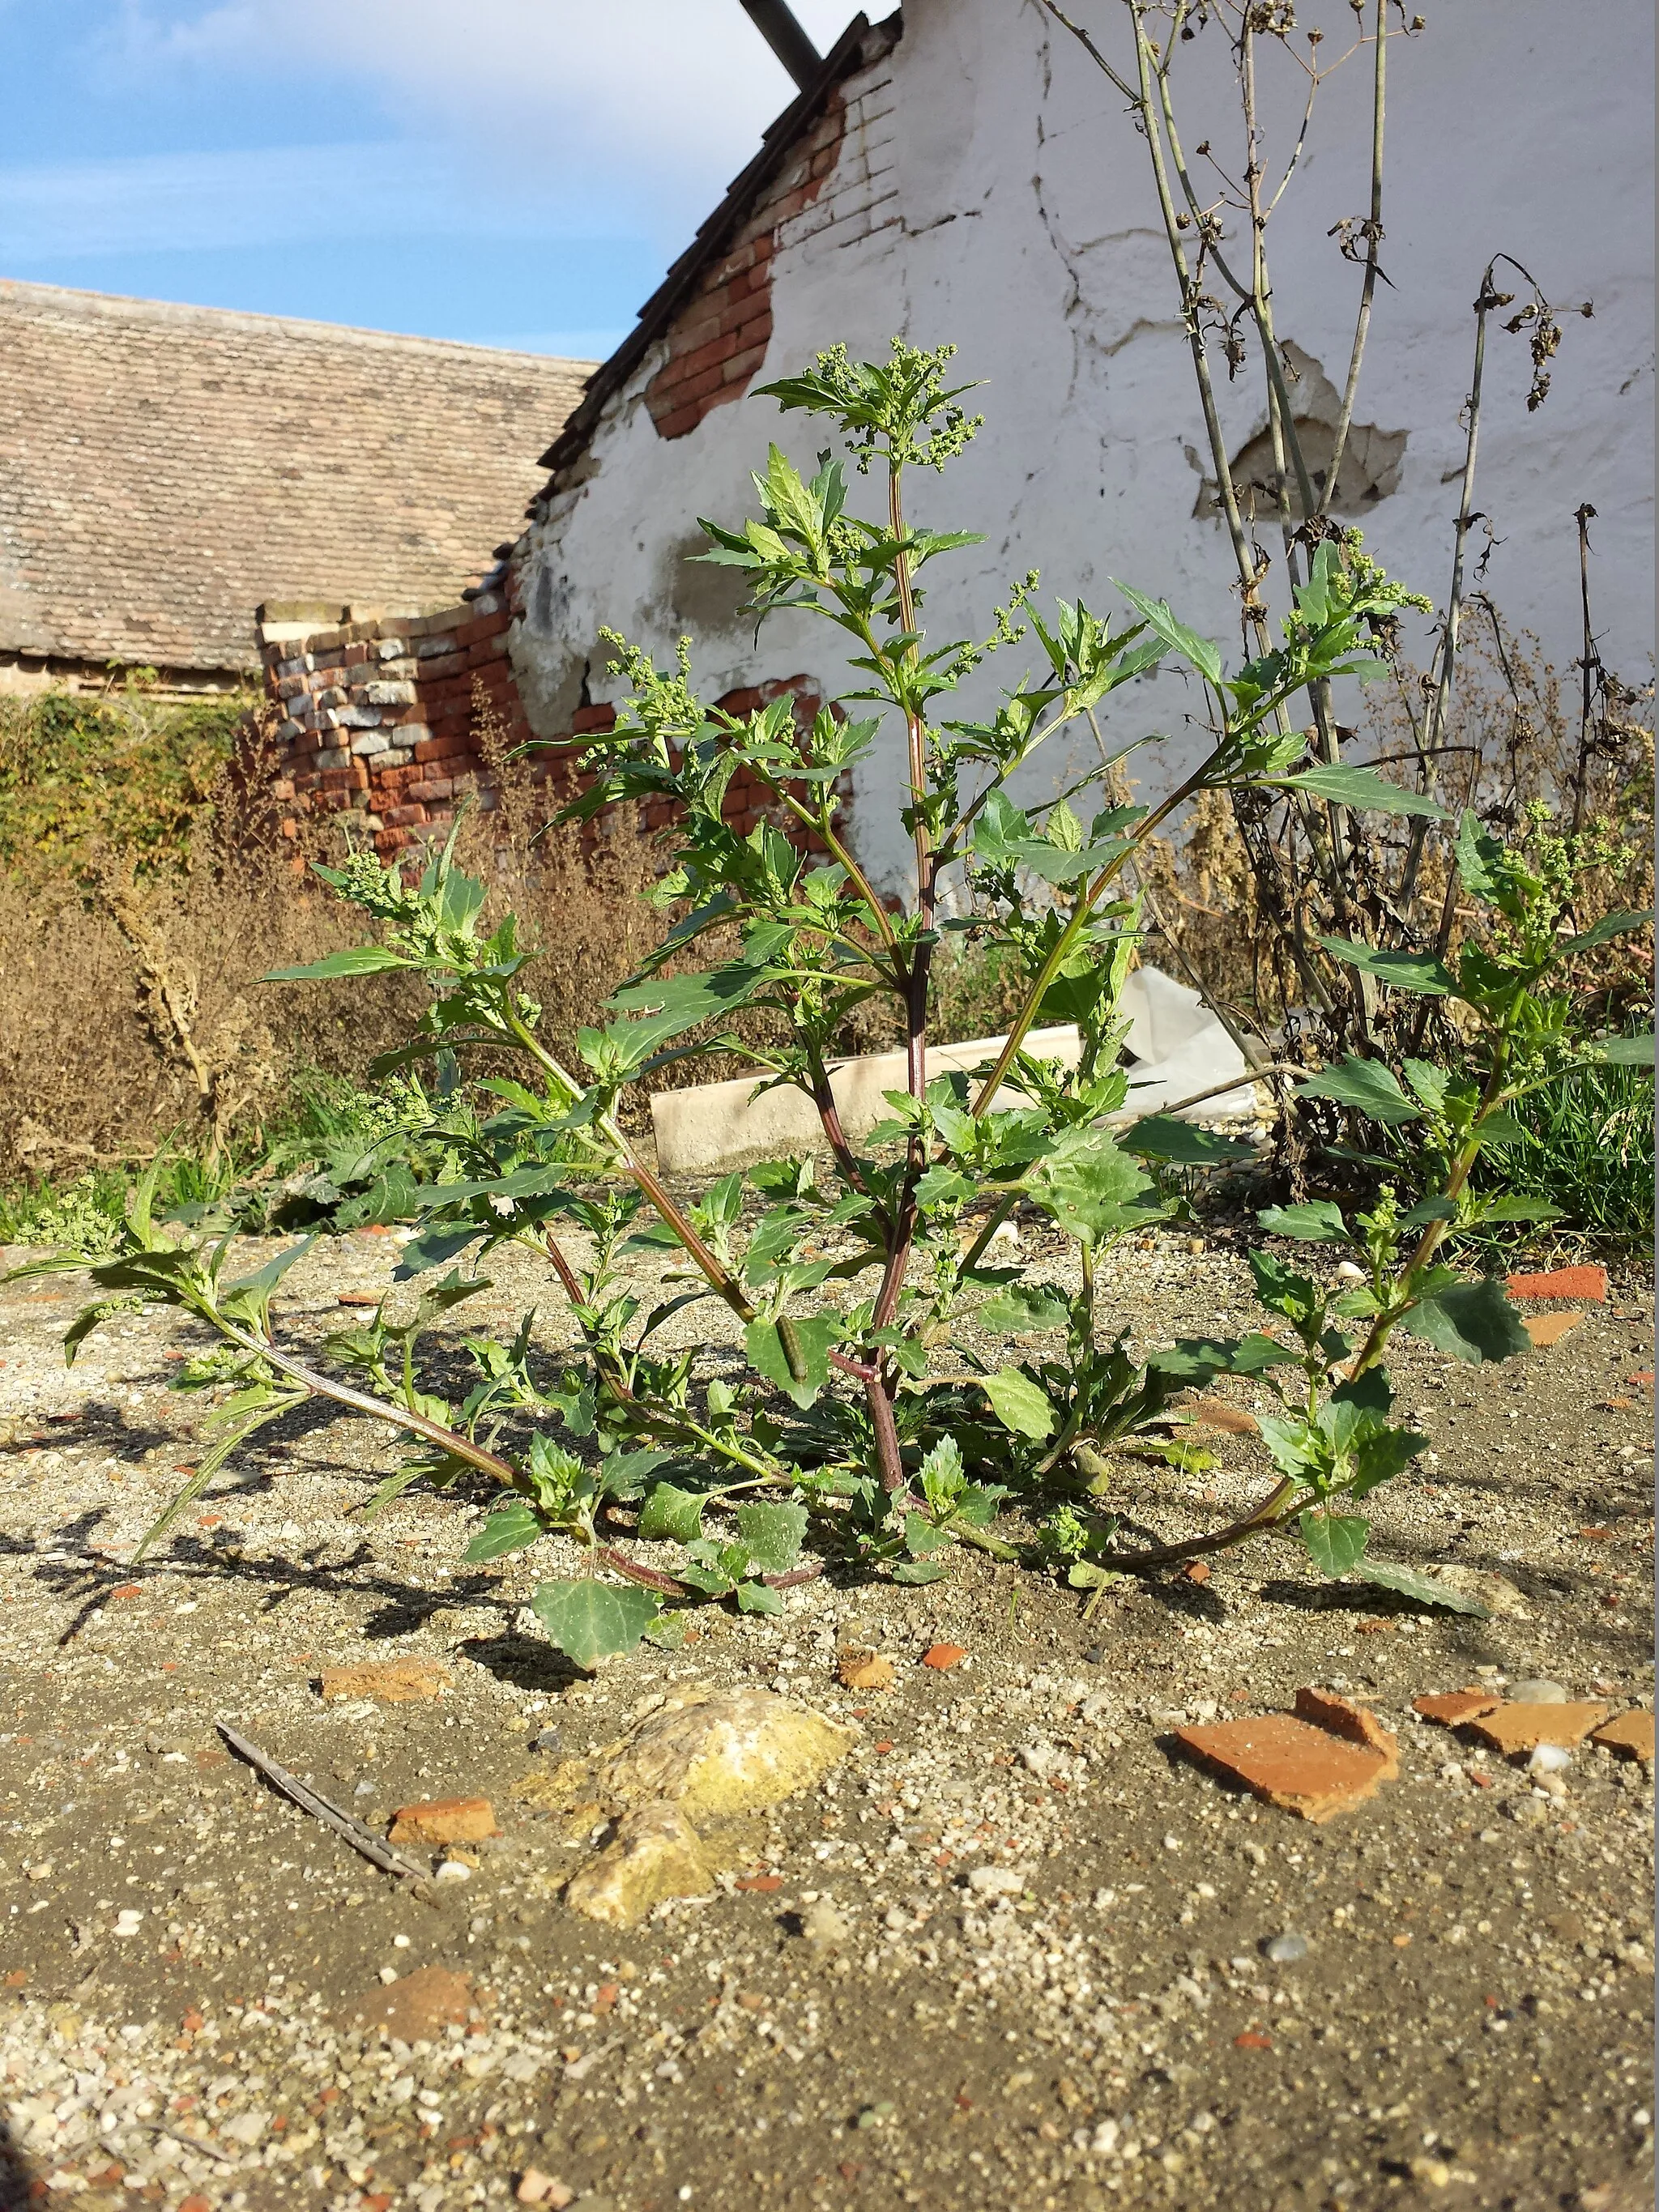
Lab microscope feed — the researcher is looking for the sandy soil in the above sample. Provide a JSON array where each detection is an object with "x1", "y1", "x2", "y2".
[{"x1": 1, "y1": 1222, "x2": 1652, "y2": 2212}]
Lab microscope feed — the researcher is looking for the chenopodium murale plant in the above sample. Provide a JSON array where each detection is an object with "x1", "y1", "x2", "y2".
[{"x1": 22, "y1": 341, "x2": 1647, "y2": 1669}]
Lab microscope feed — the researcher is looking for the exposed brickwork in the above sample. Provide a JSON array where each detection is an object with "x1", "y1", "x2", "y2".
[
  {"x1": 774, "y1": 48, "x2": 901, "y2": 262},
  {"x1": 643, "y1": 95, "x2": 848, "y2": 441},
  {"x1": 262, "y1": 599, "x2": 849, "y2": 866}
]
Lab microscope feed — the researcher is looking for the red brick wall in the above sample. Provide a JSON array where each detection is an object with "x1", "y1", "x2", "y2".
[
  {"x1": 644, "y1": 92, "x2": 847, "y2": 442},
  {"x1": 262, "y1": 599, "x2": 848, "y2": 864}
]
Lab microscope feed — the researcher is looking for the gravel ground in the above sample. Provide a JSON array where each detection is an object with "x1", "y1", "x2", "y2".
[{"x1": 1, "y1": 1221, "x2": 1653, "y2": 2212}]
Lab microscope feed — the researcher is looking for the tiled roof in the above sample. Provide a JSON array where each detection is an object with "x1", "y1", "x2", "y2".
[{"x1": 0, "y1": 280, "x2": 594, "y2": 675}]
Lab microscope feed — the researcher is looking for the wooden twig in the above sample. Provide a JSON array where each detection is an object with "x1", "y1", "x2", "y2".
[{"x1": 216, "y1": 1721, "x2": 427, "y2": 1882}]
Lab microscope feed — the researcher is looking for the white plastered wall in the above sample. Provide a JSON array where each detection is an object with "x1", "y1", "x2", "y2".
[{"x1": 510, "y1": 0, "x2": 1655, "y2": 898}]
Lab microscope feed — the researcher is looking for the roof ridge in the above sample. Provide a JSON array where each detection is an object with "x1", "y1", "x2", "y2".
[{"x1": 0, "y1": 277, "x2": 599, "y2": 368}]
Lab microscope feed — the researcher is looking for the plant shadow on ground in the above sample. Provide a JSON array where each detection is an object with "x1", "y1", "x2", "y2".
[
  {"x1": 0, "y1": 1398, "x2": 176, "y2": 1465},
  {"x1": 0, "y1": 2116, "x2": 38, "y2": 2211}
]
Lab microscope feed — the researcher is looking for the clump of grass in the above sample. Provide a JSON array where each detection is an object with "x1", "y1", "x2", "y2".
[{"x1": 1466, "y1": 1054, "x2": 1654, "y2": 1255}]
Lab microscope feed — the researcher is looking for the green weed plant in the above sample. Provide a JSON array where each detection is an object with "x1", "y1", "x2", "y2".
[{"x1": 16, "y1": 346, "x2": 1651, "y2": 1669}]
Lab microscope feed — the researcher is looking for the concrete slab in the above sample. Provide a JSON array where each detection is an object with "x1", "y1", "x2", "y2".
[{"x1": 648, "y1": 967, "x2": 1267, "y2": 1175}]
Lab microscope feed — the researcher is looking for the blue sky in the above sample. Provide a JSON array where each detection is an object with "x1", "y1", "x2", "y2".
[{"x1": 0, "y1": 1, "x2": 859, "y2": 360}]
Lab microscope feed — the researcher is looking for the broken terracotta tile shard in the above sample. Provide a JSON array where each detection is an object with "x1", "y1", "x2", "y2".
[
  {"x1": 1589, "y1": 1710, "x2": 1655, "y2": 1762},
  {"x1": 1413, "y1": 1689, "x2": 1504, "y2": 1727},
  {"x1": 1465, "y1": 1702, "x2": 1610, "y2": 1755},
  {"x1": 838, "y1": 1648, "x2": 894, "y2": 1690},
  {"x1": 1504, "y1": 1264, "x2": 1608, "y2": 1302},
  {"x1": 921, "y1": 1643, "x2": 967, "y2": 1670},
  {"x1": 1522, "y1": 1310, "x2": 1583, "y2": 1349},
  {"x1": 563, "y1": 1803, "x2": 715, "y2": 1927},
  {"x1": 387, "y1": 1796, "x2": 498, "y2": 1846},
  {"x1": 1291, "y1": 1689, "x2": 1400, "y2": 1773},
  {"x1": 318, "y1": 1659, "x2": 450, "y2": 1704},
  {"x1": 341, "y1": 1966, "x2": 476, "y2": 2042},
  {"x1": 1174, "y1": 1690, "x2": 1398, "y2": 1822}
]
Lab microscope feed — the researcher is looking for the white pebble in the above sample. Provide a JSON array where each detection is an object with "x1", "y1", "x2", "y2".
[
  {"x1": 1528, "y1": 1743, "x2": 1572, "y2": 1775},
  {"x1": 435, "y1": 1860, "x2": 472, "y2": 1884},
  {"x1": 967, "y1": 1865, "x2": 1027, "y2": 1896}
]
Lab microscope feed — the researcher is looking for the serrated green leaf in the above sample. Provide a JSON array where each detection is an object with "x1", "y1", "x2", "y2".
[
  {"x1": 1113, "y1": 581, "x2": 1222, "y2": 684},
  {"x1": 1559, "y1": 908, "x2": 1652, "y2": 956},
  {"x1": 1296, "y1": 1056, "x2": 1420, "y2": 1126},
  {"x1": 1121, "y1": 1115, "x2": 1256, "y2": 1166},
  {"x1": 638, "y1": 1481, "x2": 707, "y2": 1545},
  {"x1": 1067, "y1": 1560, "x2": 1116, "y2": 1590},
  {"x1": 1401, "y1": 1276, "x2": 1531, "y2": 1364},
  {"x1": 734, "y1": 1500, "x2": 808, "y2": 1575},
  {"x1": 1032, "y1": 1136, "x2": 1161, "y2": 1247},
  {"x1": 891, "y1": 1559, "x2": 950, "y2": 1584},
  {"x1": 735, "y1": 1579, "x2": 784, "y2": 1615},
  {"x1": 464, "y1": 1498, "x2": 546, "y2": 1562},
  {"x1": 1350, "y1": 1560, "x2": 1490, "y2": 1616},
  {"x1": 1272, "y1": 765, "x2": 1445, "y2": 819},
  {"x1": 262, "y1": 945, "x2": 412, "y2": 981},
  {"x1": 1299, "y1": 1509, "x2": 1370, "y2": 1578},
  {"x1": 529, "y1": 1579, "x2": 659, "y2": 1669},
  {"x1": 1582, "y1": 1032, "x2": 1654, "y2": 1068},
  {"x1": 980, "y1": 1367, "x2": 1056, "y2": 1441},
  {"x1": 744, "y1": 1313, "x2": 841, "y2": 1408},
  {"x1": 1258, "y1": 1200, "x2": 1352, "y2": 1245},
  {"x1": 979, "y1": 1284, "x2": 1071, "y2": 1334},
  {"x1": 903, "y1": 1512, "x2": 952, "y2": 1558},
  {"x1": 1319, "y1": 940, "x2": 1457, "y2": 997},
  {"x1": 1474, "y1": 1195, "x2": 1564, "y2": 1224}
]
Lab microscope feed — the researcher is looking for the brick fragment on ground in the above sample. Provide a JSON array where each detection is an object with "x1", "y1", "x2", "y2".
[
  {"x1": 922, "y1": 1643, "x2": 967, "y2": 1670},
  {"x1": 838, "y1": 1648, "x2": 894, "y2": 1690},
  {"x1": 1589, "y1": 1709, "x2": 1655, "y2": 1762},
  {"x1": 1173, "y1": 1689, "x2": 1398, "y2": 1822},
  {"x1": 1413, "y1": 1689, "x2": 1504, "y2": 1726},
  {"x1": 318, "y1": 1658, "x2": 450, "y2": 1704},
  {"x1": 1465, "y1": 1701, "x2": 1610, "y2": 1754},
  {"x1": 387, "y1": 1795, "x2": 497, "y2": 1845},
  {"x1": 340, "y1": 1965, "x2": 476, "y2": 2041},
  {"x1": 1181, "y1": 1396, "x2": 1260, "y2": 1434},
  {"x1": 1504, "y1": 1264, "x2": 1608, "y2": 1302},
  {"x1": 1523, "y1": 1310, "x2": 1584, "y2": 1348}
]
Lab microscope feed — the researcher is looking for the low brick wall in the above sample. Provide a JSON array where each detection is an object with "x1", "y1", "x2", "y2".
[
  {"x1": 264, "y1": 594, "x2": 519, "y2": 854},
  {"x1": 261, "y1": 597, "x2": 849, "y2": 862}
]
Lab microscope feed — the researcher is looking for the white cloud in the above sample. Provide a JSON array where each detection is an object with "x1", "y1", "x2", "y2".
[
  {"x1": 101, "y1": 0, "x2": 862, "y2": 245},
  {"x1": 0, "y1": 142, "x2": 524, "y2": 259}
]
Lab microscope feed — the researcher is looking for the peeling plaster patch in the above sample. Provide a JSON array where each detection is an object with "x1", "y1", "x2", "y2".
[{"x1": 1193, "y1": 342, "x2": 1407, "y2": 519}]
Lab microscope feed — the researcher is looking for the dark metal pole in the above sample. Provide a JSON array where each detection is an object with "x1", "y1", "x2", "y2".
[{"x1": 737, "y1": 0, "x2": 823, "y2": 91}]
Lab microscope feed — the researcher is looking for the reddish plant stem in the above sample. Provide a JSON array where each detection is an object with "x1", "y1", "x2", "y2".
[
  {"x1": 595, "y1": 1545, "x2": 689, "y2": 1597},
  {"x1": 762, "y1": 1562, "x2": 826, "y2": 1591},
  {"x1": 1092, "y1": 1478, "x2": 1298, "y2": 1574}
]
